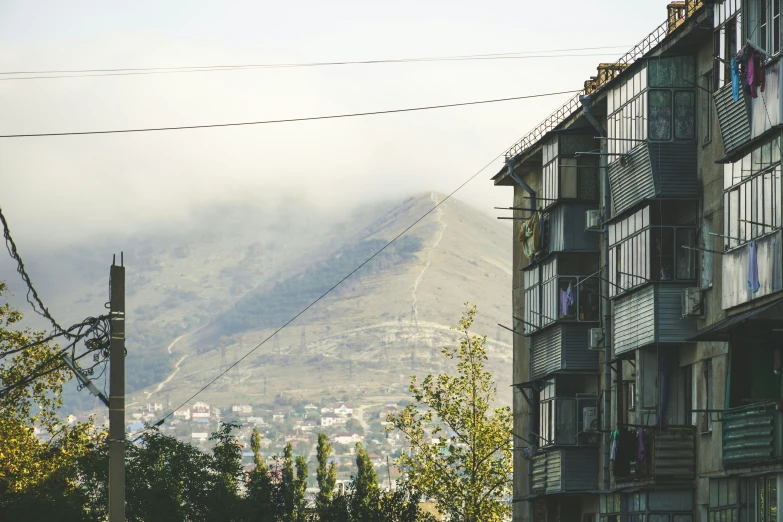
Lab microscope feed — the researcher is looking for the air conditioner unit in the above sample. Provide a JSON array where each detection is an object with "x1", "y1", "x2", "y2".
[
  {"x1": 583, "y1": 407, "x2": 598, "y2": 432},
  {"x1": 682, "y1": 287, "x2": 702, "y2": 317},
  {"x1": 588, "y1": 328, "x2": 604, "y2": 351},
  {"x1": 585, "y1": 209, "x2": 601, "y2": 231}
]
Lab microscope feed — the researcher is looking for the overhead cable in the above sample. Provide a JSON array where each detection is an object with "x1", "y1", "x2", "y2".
[
  {"x1": 0, "y1": 45, "x2": 630, "y2": 80},
  {"x1": 0, "y1": 89, "x2": 580, "y2": 138}
]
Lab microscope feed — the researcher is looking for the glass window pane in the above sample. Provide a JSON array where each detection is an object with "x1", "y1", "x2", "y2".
[
  {"x1": 556, "y1": 398, "x2": 577, "y2": 444},
  {"x1": 650, "y1": 515, "x2": 669, "y2": 522},
  {"x1": 711, "y1": 479, "x2": 719, "y2": 507},
  {"x1": 676, "y1": 229, "x2": 696, "y2": 279},
  {"x1": 729, "y1": 478, "x2": 738, "y2": 505},
  {"x1": 768, "y1": 476, "x2": 776, "y2": 521},
  {"x1": 675, "y1": 91, "x2": 695, "y2": 139},
  {"x1": 649, "y1": 90, "x2": 673, "y2": 140},
  {"x1": 720, "y1": 478, "x2": 728, "y2": 506}
]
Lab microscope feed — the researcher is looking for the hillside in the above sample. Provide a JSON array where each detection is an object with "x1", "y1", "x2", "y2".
[{"x1": 0, "y1": 193, "x2": 513, "y2": 413}]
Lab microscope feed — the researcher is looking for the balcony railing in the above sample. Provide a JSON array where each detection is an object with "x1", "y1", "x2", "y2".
[
  {"x1": 614, "y1": 426, "x2": 696, "y2": 484},
  {"x1": 504, "y1": 0, "x2": 703, "y2": 159},
  {"x1": 723, "y1": 402, "x2": 783, "y2": 468}
]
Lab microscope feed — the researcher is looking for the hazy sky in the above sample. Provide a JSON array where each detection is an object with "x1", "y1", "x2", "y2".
[{"x1": 1, "y1": 0, "x2": 665, "y2": 247}]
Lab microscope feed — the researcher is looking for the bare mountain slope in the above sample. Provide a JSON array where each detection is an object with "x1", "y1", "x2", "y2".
[{"x1": 131, "y1": 193, "x2": 514, "y2": 410}]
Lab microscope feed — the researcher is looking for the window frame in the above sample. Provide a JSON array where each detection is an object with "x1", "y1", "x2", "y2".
[
  {"x1": 748, "y1": 0, "x2": 782, "y2": 56},
  {"x1": 647, "y1": 88, "x2": 696, "y2": 143}
]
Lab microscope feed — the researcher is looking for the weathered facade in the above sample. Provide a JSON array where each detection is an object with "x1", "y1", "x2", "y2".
[{"x1": 494, "y1": 1, "x2": 783, "y2": 521}]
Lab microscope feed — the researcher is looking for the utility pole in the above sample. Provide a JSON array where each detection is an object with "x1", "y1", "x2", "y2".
[{"x1": 109, "y1": 255, "x2": 126, "y2": 522}]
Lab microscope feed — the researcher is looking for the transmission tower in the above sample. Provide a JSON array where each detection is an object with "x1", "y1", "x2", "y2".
[
  {"x1": 409, "y1": 304, "x2": 418, "y2": 370},
  {"x1": 274, "y1": 333, "x2": 281, "y2": 355},
  {"x1": 231, "y1": 345, "x2": 240, "y2": 384},
  {"x1": 300, "y1": 327, "x2": 307, "y2": 354},
  {"x1": 220, "y1": 345, "x2": 228, "y2": 372}
]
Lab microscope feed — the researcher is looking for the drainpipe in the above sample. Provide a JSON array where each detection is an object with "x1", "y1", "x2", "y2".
[
  {"x1": 506, "y1": 157, "x2": 537, "y2": 212},
  {"x1": 506, "y1": 156, "x2": 537, "y2": 517},
  {"x1": 580, "y1": 94, "x2": 612, "y2": 492}
]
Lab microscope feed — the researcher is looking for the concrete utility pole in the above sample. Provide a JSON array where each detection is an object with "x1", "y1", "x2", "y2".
[{"x1": 109, "y1": 256, "x2": 126, "y2": 522}]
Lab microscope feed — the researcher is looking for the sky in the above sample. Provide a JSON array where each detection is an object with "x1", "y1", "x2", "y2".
[{"x1": 0, "y1": 0, "x2": 667, "y2": 248}]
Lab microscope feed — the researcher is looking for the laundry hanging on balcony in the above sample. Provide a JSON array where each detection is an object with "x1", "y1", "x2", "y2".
[
  {"x1": 518, "y1": 212, "x2": 541, "y2": 259},
  {"x1": 730, "y1": 57, "x2": 740, "y2": 102},
  {"x1": 560, "y1": 281, "x2": 574, "y2": 317},
  {"x1": 736, "y1": 44, "x2": 766, "y2": 99}
]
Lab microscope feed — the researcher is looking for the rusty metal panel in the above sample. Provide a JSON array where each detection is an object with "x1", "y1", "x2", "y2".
[
  {"x1": 721, "y1": 231, "x2": 783, "y2": 309},
  {"x1": 609, "y1": 143, "x2": 655, "y2": 217},
  {"x1": 714, "y1": 82, "x2": 751, "y2": 156},
  {"x1": 613, "y1": 286, "x2": 656, "y2": 354},
  {"x1": 722, "y1": 405, "x2": 781, "y2": 467},
  {"x1": 653, "y1": 429, "x2": 695, "y2": 480}
]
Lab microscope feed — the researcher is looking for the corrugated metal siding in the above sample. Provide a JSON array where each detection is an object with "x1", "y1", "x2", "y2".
[
  {"x1": 561, "y1": 324, "x2": 599, "y2": 372},
  {"x1": 532, "y1": 454, "x2": 547, "y2": 492},
  {"x1": 649, "y1": 141, "x2": 698, "y2": 198},
  {"x1": 722, "y1": 406, "x2": 781, "y2": 467},
  {"x1": 531, "y1": 327, "x2": 562, "y2": 379},
  {"x1": 714, "y1": 82, "x2": 751, "y2": 156},
  {"x1": 613, "y1": 286, "x2": 656, "y2": 354},
  {"x1": 609, "y1": 143, "x2": 655, "y2": 217},
  {"x1": 532, "y1": 325, "x2": 598, "y2": 378},
  {"x1": 546, "y1": 450, "x2": 562, "y2": 492},
  {"x1": 655, "y1": 285, "x2": 697, "y2": 342},
  {"x1": 561, "y1": 447, "x2": 599, "y2": 491},
  {"x1": 653, "y1": 430, "x2": 695, "y2": 480}
]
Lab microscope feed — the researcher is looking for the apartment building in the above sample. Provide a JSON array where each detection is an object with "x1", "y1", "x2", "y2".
[{"x1": 493, "y1": 1, "x2": 783, "y2": 521}]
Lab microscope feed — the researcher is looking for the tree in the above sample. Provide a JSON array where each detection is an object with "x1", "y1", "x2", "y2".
[
  {"x1": 0, "y1": 281, "x2": 100, "y2": 518},
  {"x1": 247, "y1": 427, "x2": 275, "y2": 521},
  {"x1": 208, "y1": 422, "x2": 244, "y2": 521},
  {"x1": 344, "y1": 418, "x2": 363, "y2": 434},
  {"x1": 350, "y1": 443, "x2": 379, "y2": 520},
  {"x1": 293, "y1": 456, "x2": 308, "y2": 522},
  {"x1": 387, "y1": 304, "x2": 512, "y2": 522},
  {"x1": 315, "y1": 433, "x2": 336, "y2": 518}
]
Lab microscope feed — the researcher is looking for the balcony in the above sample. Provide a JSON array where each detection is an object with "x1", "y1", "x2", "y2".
[
  {"x1": 532, "y1": 447, "x2": 599, "y2": 494},
  {"x1": 613, "y1": 426, "x2": 696, "y2": 485},
  {"x1": 722, "y1": 403, "x2": 783, "y2": 468}
]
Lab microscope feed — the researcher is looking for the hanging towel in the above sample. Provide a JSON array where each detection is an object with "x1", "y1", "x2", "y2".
[
  {"x1": 610, "y1": 439, "x2": 617, "y2": 461},
  {"x1": 748, "y1": 51, "x2": 766, "y2": 99},
  {"x1": 519, "y1": 212, "x2": 541, "y2": 259},
  {"x1": 731, "y1": 57, "x2": 741, "y2": 102},
  {"x1": 748, "y1": 240, "x2": 760, "y2": 293}
]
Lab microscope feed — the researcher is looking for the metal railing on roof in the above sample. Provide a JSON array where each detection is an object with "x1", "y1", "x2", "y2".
[{"x1": 503, "y1": 0, "x2": 704, "y2": 159}]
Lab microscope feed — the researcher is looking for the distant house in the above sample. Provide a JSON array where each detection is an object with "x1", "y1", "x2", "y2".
[
  {"x1": 232, "y1": 404, "x2": 253, "y2": 417},
  {"x1": 191, "y1": 401, "x2": 210, "y2": 421},
  {"x1": 332, "y1": 403, "x2": 353, "y2": 417},
  {"x1": 333, "y1": 432, "x2": 363, "y2": 445},
  {"x1": 191, "y1": 432, "x2": 209, "y2": 441},
  {"x1": 304, "y1": 403, "x2": 319, "y2": 412},
  {"x1": 296, "y1": 421, "x2": 316, "y2": 433},
  {"x1": 146, "y1": 402, "x2": 163, "y2": 412},
  {"x1": 247, "y1": 416, "x2": 266, "y2": 425},
  {"x1": 320, "y1": 412, "x2": 347, "y2": 428},
  {"x1": 173, "y1": 407, "x2": 191, "y2": 421},
  {"x1": 272, "y1": 410, "x2": 286, "y2": 422}
]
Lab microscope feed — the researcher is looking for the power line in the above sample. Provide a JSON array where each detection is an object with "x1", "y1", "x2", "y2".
[
  {"x1": 0, "y1": 46, "x2": 630, "y2": 80},
  {"x1": 0, "y1": 89, "x2": 580, "y2": 138},
  {"x1": 0, "y1": 205, "x2": 70, "y2": 337},
  {"x1": 140, "y1": 140, "x2": 512, "y2": 435}
]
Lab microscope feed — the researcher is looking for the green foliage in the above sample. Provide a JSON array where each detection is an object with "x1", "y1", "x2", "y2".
[
  {"x1": 387, "y1": 304, "x2": 513, "y2": 522},
  {"x1": 315, "y1": 433, "x2": 336, "y2": 517},
  {"x1": 344, "y1": 418, "x2": 363, "y2": 434},
  {"x1": 220, "y1": 237, "x2": 423, "y2": 334},
  {"x1": 0, "y1": 281, "x2": 101, "y2": 514}
]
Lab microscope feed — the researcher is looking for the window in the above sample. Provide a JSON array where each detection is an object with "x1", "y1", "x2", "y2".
[
  {"x1": 608, "y1": 206, "x2": 697, "y2": 297},
  {"x1": 600, "y1": 493, "x2": 622, "y2": 522},
  {"x1": 748, "y1": 0, "x2": 782, "y2": 55},
  {"x1": 607, "y1": 66, "x2": 647, "y2": 160},
  {"x1": 709, "y1": 477, "x2": 739, "y2": 521},
  {"x1": 723, "y1": 138, "x2": 782, "y2": 250},
  {"x1": 525, "y1": 255, "x2": 600, "y2": 331},
  {"x1": 703, "y1": 359, "x2": 713, "y2": 433},
  {"x1": 650, "y1": 90, "x2": 673, "y2": 140},
  {"x1": 539, "y1": 381, "x2": 554, "y2": 445},
  {"x1": 648, "y1": 89, "x2": 695, "y2": 142},
  {"x1": 628, "y1": 492, "x2": 648, "y2": 522},
  {"x1": 541, "y1": 156, "x2": 599, "y2": 208},
  {"x1": 682, "y1": 365, "x2": 694, "y2": 426}
]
